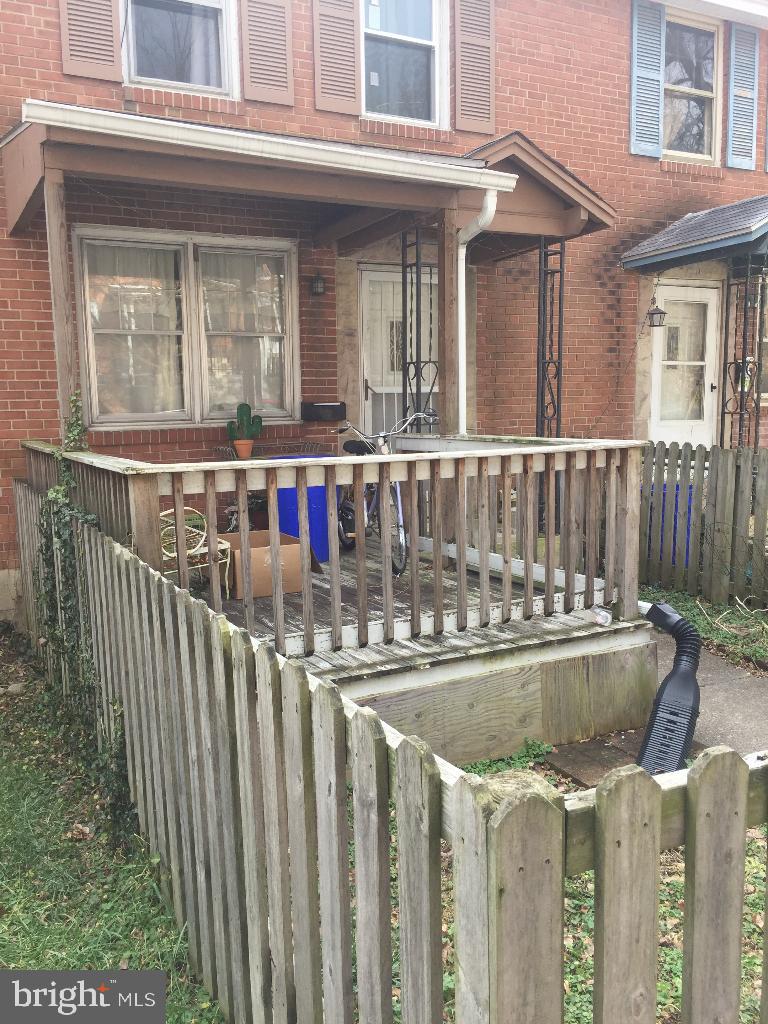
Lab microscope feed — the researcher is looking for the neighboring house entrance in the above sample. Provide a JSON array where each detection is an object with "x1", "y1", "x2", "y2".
[
  {"x1": 649, "y1": 285, "x2": 720, "y2": 446},
  {"x1": 360, "y1": 266, "x2": 438, "y2": 434}
]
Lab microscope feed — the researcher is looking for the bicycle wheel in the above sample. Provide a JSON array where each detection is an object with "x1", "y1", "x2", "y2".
[
  {"x1": 388, "y1": 485, "x2": 408, "y2": 575},
  {"x1": 338, "y1": 498, "x2": 356, "y2": 550}
]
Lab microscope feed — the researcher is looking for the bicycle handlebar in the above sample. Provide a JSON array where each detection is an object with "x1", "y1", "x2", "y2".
[{"x1": 338, "y1": 409, "x2": 438, "y2": 442}]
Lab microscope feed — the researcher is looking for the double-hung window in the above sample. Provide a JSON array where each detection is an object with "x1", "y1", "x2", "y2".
[
  {"x1": 362, "y1": 0, "x2": 441, "y2": 124},
  {"x1": 663, "y1": 17, "x2": 718, "y2": 159},
  {"x1": 78, "y1": 231, "x2": 297, "y2": 427},
  {"x1": 127, "y1": 0, "x2": 233, "y2": 94}
]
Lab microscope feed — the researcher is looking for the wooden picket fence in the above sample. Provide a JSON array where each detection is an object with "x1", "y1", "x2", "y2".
[
  {"x1": 12, "y1": 477, "x2": 768, "y2": 1024},
  {"x1": 640, "y1": 440, "x2": 768, "y2": 605}
]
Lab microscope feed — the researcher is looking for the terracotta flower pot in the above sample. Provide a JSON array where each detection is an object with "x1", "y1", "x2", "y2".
[{"x1": 233, "y1": 439, "x2": 254, "y2": 460}]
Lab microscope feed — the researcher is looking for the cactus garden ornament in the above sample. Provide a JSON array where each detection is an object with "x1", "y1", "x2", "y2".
[{"x1": 227, "y1": 403, "x2": 263, "y2": 459}]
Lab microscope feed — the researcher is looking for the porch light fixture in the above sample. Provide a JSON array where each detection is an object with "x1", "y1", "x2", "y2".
[
  {"x1": 310, "y1": 272, "x2": 326, "y2": 296},
  {"x1": 646, "y1": 294, "x2": 666, "y2": 329}
]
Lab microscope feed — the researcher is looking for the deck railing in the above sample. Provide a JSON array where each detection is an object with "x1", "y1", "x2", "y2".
[{"x1": 23, "y1": 436, "x2": 643, "y2": 655}]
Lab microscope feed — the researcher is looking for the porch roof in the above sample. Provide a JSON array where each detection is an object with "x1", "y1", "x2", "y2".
[
  {"x1": 2, "y1": 100, "x2": 615, "y2": 255},
  {"x1": 621, "y1": 194, "x2": 768, "y2": 271}
]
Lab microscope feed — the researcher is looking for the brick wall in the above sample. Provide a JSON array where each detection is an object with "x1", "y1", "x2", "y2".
[{"x1": 4, "y1": 0, "x2": 768, "y2": 574}]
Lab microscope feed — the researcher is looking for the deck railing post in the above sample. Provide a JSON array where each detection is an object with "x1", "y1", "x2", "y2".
[
  {"x1": 615, "y1": 446, "x2": 641, "y2": 619},
  {"x1": 127, "y1": 474, "x2": 163, "y2": 571}
]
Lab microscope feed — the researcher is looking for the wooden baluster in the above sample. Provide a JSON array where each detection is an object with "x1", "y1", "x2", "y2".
[
  {"x1": 325, "y1": 465, "x2": 343, "y2": 650},
  {"x1": 172, "y1": 472, "x2": 190, "y2": 591},
  {"x1": 266, "y1": 467, "x2": 285, "y2": 654},
  {"x1": 430, "y1": 459, "x2": 444, "y2": 635},
  {"x1": 237, "y1": 468, "x2": 256, "y2": 636},
  {"x1": 616, "y1": 447, "x2": 641, "y2": 620},
  {"x1": 297, "y1": 467, "x2": 315, "y2": 654},
  {"x1": 127, "y1": 475, "x2": 162, "y2": 570},
  {"x1": 638, "y1": 442, "x2": 654, "y2": 584},
  {"x1": 354, "y1": 463, "x2": 369, "y2": 647},
  {"x1": 478, "y1": 457, "x2": 491, "y2": 627},
  {"x1": 408, "y1": 460, "x2": 421, "y2": 637},
  {"x1": 379, "y1": 462, "x2": 394, "y2": 643},
  {"x1": 522, "y1": 455, "x2": 537, "y2": 619},
  {"x1": 603, "y1": 449, "x2": 618, "y2": 606},
  {"x1": 456, "y1": 458, "x2": 467, "y2": 631},
  {"x1": 584, "y1": 450, "x2": 598, "y2": 607},
  {"x1": 544, "y1": 455, "x2": 556, "y2": 616},
  {"x1": 501, "y1": 455, "x2": 513, "y2": 622},
  {"x1": 563, "y1": 452, "x2": 577, "y2": 613},
  {"x1": 204, "y1": 470, "x2": 222, "y2": 612}
]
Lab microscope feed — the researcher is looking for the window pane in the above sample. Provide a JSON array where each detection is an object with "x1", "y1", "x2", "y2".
[
  {"x1": 663, "y1": 302, "x2": 707, "y2": 362},
  {"x1": 365, "y1": 0, "x2": 432, "y2": 41},
  {"x1": 93, "y1": 333, "x2": 185, "y2": 415},
  {"x1": 86, "y1": 243, "x2": 183, "y2": 332},
  {"x1": 207, "y1": 335, "x2": 285, "y2": 415},
  {"x1": 665, "y1": 23, "x2": 714, "y2": 91},
  {"x1": 663, "y1": 94, "x2": 712, "y2": 154},
  {"x1": 660, "y1": 364, "x2": 704, "y2": 420},
  {"x1": 133, "y1": 0, "x2": 223, "y2": 88},
  {"x1": 365, "y1": 37, "x2": 432, "y2": 120},
  {"x1": 201, "y1": 251, "x2": 285, "y2": 334}
]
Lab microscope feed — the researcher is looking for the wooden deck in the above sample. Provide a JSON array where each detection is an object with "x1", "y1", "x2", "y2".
[{"x1": 222, "y1": 539, "x2": 531, "y2": 654}]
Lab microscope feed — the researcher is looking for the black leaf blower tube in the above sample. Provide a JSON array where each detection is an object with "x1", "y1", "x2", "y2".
[{"x1": 636, "y1": 601, "x2": 701, "y2": 775}]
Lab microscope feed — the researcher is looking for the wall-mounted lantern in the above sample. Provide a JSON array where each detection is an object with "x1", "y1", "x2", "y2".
[{"x1": 646, "y1": 295, "x2": 666, "y2": 329}]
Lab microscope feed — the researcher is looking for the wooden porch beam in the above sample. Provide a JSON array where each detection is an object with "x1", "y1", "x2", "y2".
[
  {"x1": 336, "y1": 209, "x2": 438, "y2": 257},
  {"x1": 314, "y1": 207, "x2": 398, "y2": 246},
  {"x1": 43, "y1": 169, "x2": 76, "y2": 432},
  {"x1": 3, "y1": 123, "x2": 46, "y2": 234},
  {"x1": 43, "y1": 142, "x2": 460, "y2": 212}
]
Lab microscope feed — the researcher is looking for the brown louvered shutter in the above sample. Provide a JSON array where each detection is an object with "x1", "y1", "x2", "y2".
[
  {"x1": 240, "y1": 0, "x2": 294, "y2": 104},
  {"x1": 454, "y1": 0, "x2": 495, "y2": 134},
  {"x1": 60, "y1": 0, "x2": 122, "y2": 81},
  {"x1": 312, "y1": 0, "x2": 361, "y2": 115}
]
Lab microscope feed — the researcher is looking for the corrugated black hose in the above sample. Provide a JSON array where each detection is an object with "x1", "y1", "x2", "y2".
[{"x1": 636, "y1": 601, "x2": 701, "y2": 775}]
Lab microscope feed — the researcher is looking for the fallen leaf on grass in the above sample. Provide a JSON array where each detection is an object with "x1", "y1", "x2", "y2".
[{"x1": 63, "y1": 823, "x2": 94, "y2": 841}]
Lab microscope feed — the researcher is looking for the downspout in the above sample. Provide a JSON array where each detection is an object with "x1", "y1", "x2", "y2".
[{"x1": 457, "y1": 188, "x2": 499, "y2": 434}]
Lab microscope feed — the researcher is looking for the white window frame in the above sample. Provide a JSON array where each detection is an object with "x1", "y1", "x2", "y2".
[
  {"x1": 74, "y1": 225, "x2": 301, "y2": 430},
  {"x1": 123, "y1": 0, "x2": 241, "y2": 100},
  {"x1": 360, "y1": 0, "x2": 449, "y2": 129},
  {"x1": 662, "y1": 9, "x2": 723, "y2": 165}
]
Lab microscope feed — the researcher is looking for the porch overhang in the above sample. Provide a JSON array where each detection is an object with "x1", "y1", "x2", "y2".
[{"x1": 621, "y1": 195, "x2": 768, "y2": 271}]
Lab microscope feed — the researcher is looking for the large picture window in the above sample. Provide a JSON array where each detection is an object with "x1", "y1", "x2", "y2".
[
  {"x1": 78, "y1": 231, "x2": 298, "y2": 427},
  {"x1": 127, "y1": 0, "x2": 232, "y2": 94},
  {"x1": 362, "y1": 0, "x2": 441, "y2": 124}
]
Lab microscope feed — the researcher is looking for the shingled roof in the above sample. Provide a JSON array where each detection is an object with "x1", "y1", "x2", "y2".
[{"x1": 622, "y1": 194, "x2": 768, "y2": 270}]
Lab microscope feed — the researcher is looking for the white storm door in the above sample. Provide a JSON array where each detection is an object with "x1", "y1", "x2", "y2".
[
  {"x1": 361, "y1": 269, "x2": 404, "y2": 434},
  {"x1": 649, "y1": 285, "x2": 720, "y2": 447}
]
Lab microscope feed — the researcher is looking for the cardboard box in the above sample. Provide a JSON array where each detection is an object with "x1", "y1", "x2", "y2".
[{"x1": 221, "y1": 531, "x2": 302, "y2": 600}]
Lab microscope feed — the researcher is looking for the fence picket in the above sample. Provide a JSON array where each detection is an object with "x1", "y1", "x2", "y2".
[
  {"x1": 687, "y1": 445, "x2": 707, "y2": 596},
  {"x1": 281, "y1": 661, "x2": 323, "y2": 1024},
  {"x1": 593, "y1": 765, "x2": 661, "y2": 1024},
  {"x1": 313, "y1": 679, "x2": 354, "y2": 1023},
  {"x1": 732, "y1": 447, "x2": 754, "y2": 600},
  {"x1": 701, "y1": 445, "x2": 720, "y2": 600},
  {"x1": 682, "y1": 748, "x2": 748, "y2": 1024},
  {"x1": 254, "y1": 644, "x2": 296, "y2": 1024},
  {"x1": 674, "y1": 443, "x2": 693, "y2": 593},
  {"x1": 487, "y1": 775, "x2": 564, "y2": 1024},
  {"x1": 350, "y1": 708, "x2": 393, "y2": 1024},
  {"x1": 127, "y1": 557, "x2": 159, "y2": 853},
  {"x1": 396, "y1": 735, "x2": 442, "y2": 1024},
  {"x1": 648, "y1": 441, "x2": 666, "y2": 584},
  {"x1": 712, "y1": 448, "x2": 736, "y2": 605},
  {"x1": 638, "y1": 443, "x2": 654, "y2": 584},
  {"x1": 661, "y1": 441, "x2": 679, "y2": 587},
  {"x1": 753, "y1": 448, "x2": 768, "y2": 604},
  {"x1": 230, "y1": 629, "x2": 272, "y2": 1024}
]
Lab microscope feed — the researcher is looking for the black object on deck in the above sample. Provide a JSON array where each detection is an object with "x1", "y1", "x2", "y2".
[{"x1": 636, "y1": 602, "x2": 701, "y2": 775}]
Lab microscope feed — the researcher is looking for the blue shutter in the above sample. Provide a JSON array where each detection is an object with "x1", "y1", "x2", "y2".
[
  {"x1": 727, "y1": 25, "x2": 759, "y2": 170},
  {"x1": 631, "y1": 0, "x2": 665, "y2": 158}
]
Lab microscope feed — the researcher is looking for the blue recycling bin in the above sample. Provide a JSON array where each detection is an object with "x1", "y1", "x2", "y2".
[{"x1": 276, "y1": 456, "x2": 331, "y2": 563}]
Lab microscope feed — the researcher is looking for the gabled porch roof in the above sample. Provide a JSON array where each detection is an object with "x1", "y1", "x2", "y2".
[{"x1": 2, "y1": 100, "x2": 615, "y2": 258}]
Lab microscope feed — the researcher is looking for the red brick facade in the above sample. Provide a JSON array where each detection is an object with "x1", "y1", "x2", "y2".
[{"x1": 2, "y1": 0, "x2": 768, "y2": 579}]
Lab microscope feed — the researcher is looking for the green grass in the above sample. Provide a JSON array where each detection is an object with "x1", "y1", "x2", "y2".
[
  {"x1": 462, "y1": 737, "x2": 553, "y2": 777},
  {"x1": 640, "y1": 585, "x2": 768, "y2": 670},
  {"x1": 0, "y1": 632, "x2": 223, "y2": 1024}
]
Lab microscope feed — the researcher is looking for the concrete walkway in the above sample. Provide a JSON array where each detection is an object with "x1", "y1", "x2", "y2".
[{"x1": 656, "y1": 632, "x2": 768, "y2": 754}]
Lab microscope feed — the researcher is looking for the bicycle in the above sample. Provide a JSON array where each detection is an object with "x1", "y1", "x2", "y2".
[{"x1": 336, "y1": 410, "x2": 438, "y2": 575}]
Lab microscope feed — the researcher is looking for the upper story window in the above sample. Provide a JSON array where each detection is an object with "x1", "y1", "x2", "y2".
[
  {"x1": 127, "y1": 0, "x2": 234, "y2": 94},
  {"x1": 663, "y1": 19, "x2": 717, "y2": 158},
  {"x1": 362, "y1": 0, "x2": 440, "y2": 124}
]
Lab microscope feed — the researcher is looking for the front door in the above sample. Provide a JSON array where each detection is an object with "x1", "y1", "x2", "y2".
[
  {"x1": 360, "y1": 267, "x2": 438, "y2": 434},
  {"x1": 649, "y1": 285, "x2": 720, "y2": 447}
]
